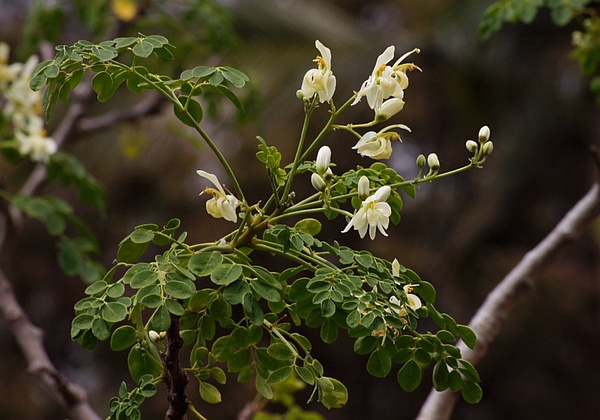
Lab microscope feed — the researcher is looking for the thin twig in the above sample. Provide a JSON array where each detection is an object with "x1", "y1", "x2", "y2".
[
  {"x1": 0, "y1": 268, "x2": 101, "y2": 420},
  {"x1": 416, "y1": 152, "x2": 600, "y2": 420}
]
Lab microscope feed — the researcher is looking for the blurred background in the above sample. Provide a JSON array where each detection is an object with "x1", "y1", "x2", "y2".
[{"x1": 0, "y1": 0, "x2": 599, "y2": 419}]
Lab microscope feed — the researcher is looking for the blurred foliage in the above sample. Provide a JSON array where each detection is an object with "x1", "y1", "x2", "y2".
[{"x1": 481, "y1": 0, "x2": 600, "y2": 103}]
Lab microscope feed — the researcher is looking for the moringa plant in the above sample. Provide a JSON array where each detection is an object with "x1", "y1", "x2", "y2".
[{"x1": 24, "y1": 35, "x2": 493, "y2": 419}]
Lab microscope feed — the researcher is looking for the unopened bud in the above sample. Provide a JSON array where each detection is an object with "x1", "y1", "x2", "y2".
[
  {"x1": 416, "y1": 154, "x2": 426, "y2": 168},
  {"x1": 478, "y1": 125, "x2": 490, "y2": 143},
  {"x1": 358, "y1": 176, "x2": 370, "y2": 200},
  {"x1": 427, "y1": 153, "x2": 440, "y2": 171},
  {"x1": 315, "y1": 146, "x2": 331, "y2": 175},
  {"x1": 466, "y1": 140, "x2": 478, "y2": 153},
  {"x1": 311, "y1": 173, "x2": 327, "y2": 191},
  {"x1": 375, "y1": 98, "x2": 405, "y2": 122},
  {"x1": 482, "y1": 141, "x2": 494, "y2": 157},
  {"x1": 149, "y1": 330, "x2": 161, "y2": 342},
  {"x1": 323, "y1": 167, "x2": 334, "y2": 181},
  {"x1": 391, "y1": 258, "x2": 401, "y2": 277}
]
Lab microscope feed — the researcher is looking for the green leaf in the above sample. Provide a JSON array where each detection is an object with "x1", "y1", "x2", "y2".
[
  {"x1": 210, "y1": 263, "x2": 243, "y2": 286},
  {"x1": 267, "y1": 342, "x2": 295, "y2": 361},
  {"x1": 294, "y1": 218, "x2": 322, "y2": 236},
  {"x1": 192, "y1": 65, "x2": 216, "y2": 78},
  {"x1": 72, "y1": 314, "x2": 95, "y2": 330},
  {"x1": 432, "y1": 360, "x2": 450, "y2": 391},
  {"x1": 223, "y1": 280, "x2": 251, "y2": 305},
  {"x1": 110, "y1": 325, "x2": 137, "y2": 351},
  {"x1": 208, "y1": 296, "x2": 232, "y2": 321},
  {"x1": 416, "y1": 281, "x2": 436, "y2": 303},
  {"x1": 320, "y1": 299, "x2": 336, "y2": 318},
  {"x1": 130, "y1": 229, "x2": 154, "y2": 244},
  {"x1": 165, "y1": 280, "x2": 196, "y2": 299},
  {"x1": 85, "y1": 280, "x2": 108, "y2": 296},
  {"x1": 461, "y1": 381, "x2": 483, "y2": 404},
  {"x1": 228, "y1": 348, "x2": 251, "y2": 372},
  {"x1": 242, "y1": 293, "x2": 264, "y2": 325},
  {"x1": 267, "y1": 366, "x2": 293, "y2": 385},
  {"x1": 255, "y1": 375, "x2": 273, "y2": 399},
  {"x1": 320, "y1": 319, "x2": 338, "y2": 344},
  {"x1": 295, "y1": 366, "x2": 315, "y2": 385},
  {"x1": 457, "y1": 325, "x2": 477, "y2": 349},
  {"x1": 117, "y1": 237, "x2": 148, "y2": 263},
  {"x1": 102, "y1": 302, "x2": 128, "y2": 323},
  {"x1": 130, "y1": 269, "x2": 158, "y2": 289},
  {"x1": 132, "y1": 40, "x2": 154, "y2": 58},
  {"x1": 91, "y1": 71, "x2": 114, "y2": 102},
  {"x1": 128, "y1": 345, "x2": 161, "y2": 383},
  {"x1": 174, "y1": 97, "x2": 203, "y2": 127},
  {"x1": 316, "y1": 377, "x2": 348, "y2": 409},
  {"x1": 92, "y1": 317, "x2": 111, "y2": 341},
  {"x1": 214, "y1": 84, "x2": 245, "y2": 112},
  {"x1": 189, "y1": 252, "x2": 223, "y2": 276},
  {"x1": 250, "y1": 280, "x2": 280, "y2": 302},
  {"x1": 367, "y1": 349, "x2": 392, "y2": 378},
  {"x1": 397, "y1": 360, "x2": 422, "y2": 392},
  {"x1": 149, "y1": 306, "x2": 171, "y2": 332},
  {"x1": 353, "y1": 336, "x2": 378, "y2": 355},
  {"x1": 211, "y1": 335, "x2": 234, "y2": 362},
  {"x1": 199, "y1": 382, "x2": 222, "y2": 404}
]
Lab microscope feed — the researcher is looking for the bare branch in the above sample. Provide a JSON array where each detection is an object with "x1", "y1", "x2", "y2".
[
  {"x1": 78, "y1": 93, "x2": 164, "y2": 134},
  {"x1": 0, "y1": 268, "x2": 101, "y2": 420},
  {"x1": 417, "y1": 160, "x2": 600, "y2": 420}
]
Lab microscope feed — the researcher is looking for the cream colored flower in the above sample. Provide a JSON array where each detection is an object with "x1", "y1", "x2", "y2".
[
  {"x1": 197, "y1": 170, "x2": 239, "y2": 222},
  {"x1": 15, "y1": 128, "x2": 57, "y2": 163},
  {"x1": 353, "y1": 124, "x2": 409, "y2": 160},
  {"x1": 342, "y1": 185, "x2": 392, "y2": 239},
  {"x1": 298, "y1": 40, "x2": 336, "y2": 103},
  {"x1": 352, "y1": 46, "x2": 419, "y2": 111}
]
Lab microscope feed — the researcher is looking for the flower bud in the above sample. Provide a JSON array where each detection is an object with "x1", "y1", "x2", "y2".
[
  {"x1": 416, "y1": 154, "x2": 426, "y2": 168},
  {"x1": 311, "y1": 173, "x2": 327, "y2": 191},
  {"x1": 391, "y1": 258, "x2": 400, "y2": 277},
  {"x1": 315, "y1": 145, "x2": 331, "y2": 175},
  {"x1": 427, "y1": 153, "x2": 440, "y2": 171},
  {"x1": 478, "y1": 125, "x2": 490, "y2": 143},
  {"x1": 149, "y1": 330, "x2": 161, "y2": 342},
  {"x1": 323, "y1": 167, "x2": 334, "y2": 181},
  {"x1": 375, "y1": 98, "x2": 405, "y2": 122},
  {"x1": 465, "y1": 140, "x2": 478, "y2": 153},
  {"x1": 482, "y1": 141, "x2": 494, "y2": 157},
  {"x1": 358, "y1": 176, "x2": 370, "y2": 201}
]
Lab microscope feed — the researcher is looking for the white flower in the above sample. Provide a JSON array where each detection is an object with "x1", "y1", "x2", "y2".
[
  {"x1": 15, "y1": 129, "x2": 57, "y2": 163},
  {"x1": 353, "y1": 125, "x2": 409, "y2": 160},
  {"x1": 352, "y1": 46, "x2": 419, "y2": 111},
  {"x1": 298, "y1": 40, "x2": 336, "y2": 103},
  {"x1": 342, "y1": 185, "x2": 392, "y2": 239},
  {"x1": 197, "y1": 170, "x2": 240, "y2": 222},
  {"x1": 375, "y1": 97, "x2": 405, "y2": 122}
]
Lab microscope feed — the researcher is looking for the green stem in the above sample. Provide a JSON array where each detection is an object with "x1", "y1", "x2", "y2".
[
  {"x1": 112, "y1": 61, "x2": 245, "y2": 201},
  {"x1": 280, "y1": 98, "x2": 317, "y2": 205}
]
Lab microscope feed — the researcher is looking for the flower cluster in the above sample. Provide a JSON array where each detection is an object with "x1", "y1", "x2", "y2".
[{"x1": 0, "y1": 43, "x2": 57, "y2": 163}]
